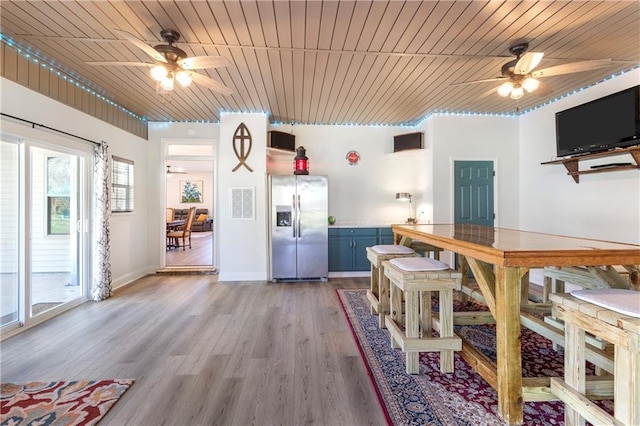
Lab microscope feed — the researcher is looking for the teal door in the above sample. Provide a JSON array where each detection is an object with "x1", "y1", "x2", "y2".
[{"x1": 454, "y1": 161, "x2": 494, "y2": 227}]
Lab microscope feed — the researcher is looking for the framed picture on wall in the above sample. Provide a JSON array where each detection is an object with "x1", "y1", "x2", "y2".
[{"x1": 180, "y1": 180, "x2": 203, "y2": 203}]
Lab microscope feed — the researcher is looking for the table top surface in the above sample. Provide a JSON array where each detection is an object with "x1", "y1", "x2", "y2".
[{"x1": 392, "y1": 224, "x2": 640, "y2": 267}]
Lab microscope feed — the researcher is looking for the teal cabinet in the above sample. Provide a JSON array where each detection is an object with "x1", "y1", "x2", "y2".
[
  {"x1": 328, "y1": 235, "x2": 354, "y2": 271},
  {"x1": 328, "y1": 227, "x2": 393, "y2": 272},
  {"x1": 328, "y1": 228, "x2": 377, "y2": 271},
  {"x1": 378, "y1": 227, "x2": 395, "y2": 245},
  {"x1": 353, "y1": 235, "x2": 379, "y2": 270}
]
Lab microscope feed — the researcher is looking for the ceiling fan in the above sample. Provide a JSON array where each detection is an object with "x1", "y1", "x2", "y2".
[
  {"x1": 166, "y1": 165, "x2": 187, "y2": 175},
  {"x1": 87, "y1": 29, "x2": 233, "y2": 95},
  {"x1": 453, "y1": 42, "x2": 612, "y2": 100}
]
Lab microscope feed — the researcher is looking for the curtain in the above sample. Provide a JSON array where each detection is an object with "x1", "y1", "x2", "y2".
[{"x1": 92, "y1": 141, "x2": 112, "y2": 301}]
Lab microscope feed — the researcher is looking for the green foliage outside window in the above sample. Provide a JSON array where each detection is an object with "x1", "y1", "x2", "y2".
[{"x1": 47, "y1": 157, "x2": 70, "y2": 235}]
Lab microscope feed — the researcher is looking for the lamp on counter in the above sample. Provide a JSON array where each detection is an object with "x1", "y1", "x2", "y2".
[
  {"x1": 396, "y1": 192, "x2": 417, "y2": 224},
  {"x1": 294, "y1": 146, "x2": 309, "y2": 175}
]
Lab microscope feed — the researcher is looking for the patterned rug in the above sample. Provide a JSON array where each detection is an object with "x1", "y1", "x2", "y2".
[
  {"x1": 1, "y1": 379, "x2": 133, "y2": 425},
  {"x1": 337, "y1": 289, "x2": 612, "y2": 425}
]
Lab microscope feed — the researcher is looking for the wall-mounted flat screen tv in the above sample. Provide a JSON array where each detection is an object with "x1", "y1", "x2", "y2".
[
  {"x1": 555, "y1": 85, "x2": 640, "y2": 157},
  {"x1": 393, "y1": 132, "x2": 423, "y2": 152},
  {"x1": 268, "y1": 131, "x2": 296, "y2": 152}
]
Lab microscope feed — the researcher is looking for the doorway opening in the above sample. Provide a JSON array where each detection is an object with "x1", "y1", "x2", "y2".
[{"x1": 163, "y1": 141, "x2": 215, "y2": 271}]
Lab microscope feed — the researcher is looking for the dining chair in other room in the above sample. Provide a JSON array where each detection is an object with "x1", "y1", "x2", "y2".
[
  {"x1": 166, "y1": 207, "x2": 174, "y2": 222},
  {"x1": 167, "y1": 206, "x2": 195, "y2": 250}
]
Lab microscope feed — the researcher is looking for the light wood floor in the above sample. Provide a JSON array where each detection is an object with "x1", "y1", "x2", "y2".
[
  {"x1": 0, "y1": 275, "x2": 386, "y2": 425},
  {"x1": 166, "y1": 231, "x2": 213, "y2": 267}
]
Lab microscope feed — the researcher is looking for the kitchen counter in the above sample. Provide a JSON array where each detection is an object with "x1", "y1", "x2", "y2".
[{"x1": 329, "y1": 221, "x2": 413, "y2": 228}]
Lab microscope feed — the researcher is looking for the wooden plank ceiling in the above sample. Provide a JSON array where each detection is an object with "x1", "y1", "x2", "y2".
[{"x1": 1, "y1": 1, "x2": 638, "y2": 125}]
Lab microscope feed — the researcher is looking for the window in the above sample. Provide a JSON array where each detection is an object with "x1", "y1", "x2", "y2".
[
  {"x1": 112, "y1": 156, "x2": 134, "y2": 212},
  {"x1": 46, "y1": 156, "x2": 70, "y2": 235}
]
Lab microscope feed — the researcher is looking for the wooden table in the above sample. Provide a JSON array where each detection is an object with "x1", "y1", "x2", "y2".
[{"x1": 391, "y1": 223, "x2": 640, "y2": 425}]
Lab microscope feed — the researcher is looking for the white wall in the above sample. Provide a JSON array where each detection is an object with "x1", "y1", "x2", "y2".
[
  {"x1": 269, "y1": 124, "x2": 431, "y2": 225},
  {"x1": 519, "y1": 69, "x2": 640, "y2": 245},
  {"x1": 1, "y1": 77, "x2": 151, "y2": 288},
  {"x1": 428, "y1": 114, "x2": 520, "y2": 228},
  {"x1": 218, "y1": 114, "x2": 269, "y2": 280}
]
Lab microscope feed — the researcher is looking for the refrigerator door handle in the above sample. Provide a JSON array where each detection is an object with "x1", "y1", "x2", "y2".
[
  {"x1": 297, "y1": 195, "x2": 302, "y2": 238},
  {"x1": 292, "y1": 194, "x2": 297, "y2": 238}
]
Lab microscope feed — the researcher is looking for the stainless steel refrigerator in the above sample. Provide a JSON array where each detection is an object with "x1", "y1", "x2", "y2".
[{"x1": 269, "y1": 175, "x2": 328, "y2": 281}]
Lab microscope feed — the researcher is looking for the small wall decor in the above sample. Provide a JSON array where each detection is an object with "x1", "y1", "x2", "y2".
[
  {"x1": 181, "y1": 180, "x2": 203, "y2": 203},
  {"x1": 346, "y1": 150, "x2": 360, "y2": 166},
  {"x1": 232, "y1": 122, "x2": 253, "y2": 172}
]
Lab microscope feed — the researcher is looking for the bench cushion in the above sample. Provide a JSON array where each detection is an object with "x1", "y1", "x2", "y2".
[
  {"x1": 571, "y1": 289, "x2": 640, "y2": 318},
  {"x1": 370, "y1": 245, "x2": 415, "y2": 255},
  {"x1": 390, "y1": 257, "x2": 450, "y2": 272}
]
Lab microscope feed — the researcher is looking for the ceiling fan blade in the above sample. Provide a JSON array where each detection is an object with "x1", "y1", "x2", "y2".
[
  {"x1": 451, "y1": 77, "x2": 506, "y2": 86},
  {"x1": 178, "y1": 56, "x2": 231, "y2": 70},
  {"x1": 114, "y1": 29, "x2": 167, "y2": 63},
  {"x1": 532, "y1": 80, "x2": 553, "y2": 97},
  {"x1": 190, "y1": 72, "x2": 233, "y2": 95},
  {"x1": 532, "y1": 59, "x2": 612, "y2": 78},
  {"x1": 166, "y1": 166, "x2": 187, "y2": 174},
  {"x1": 514, "y1": 52, "x2": 544, "y2": 75},
  {"x1": 86, "y1": 61, "x2": 153, "y2": 67}
]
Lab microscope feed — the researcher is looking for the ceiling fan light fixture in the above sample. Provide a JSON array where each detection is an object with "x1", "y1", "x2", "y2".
[
  {"x1": 497, "y1": 82, "x2": 514, "y2": 97},
  {"x1": 160, "y1": 74, "x2": 175, "y2": 91},
  {"x1": 510, "y1": 86, "x2": 524, "y2": 100},
  {"x1": 175, "y1": 70, "x2": 192, "y2": 88},
  {"x1": 150, "y1": 65, "x2": 168, "y2": 82},
  {"x1": 522, "y1": 77, "x2": 540, "y2": 93}
]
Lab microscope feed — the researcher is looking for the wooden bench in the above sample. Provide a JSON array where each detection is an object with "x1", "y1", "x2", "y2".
[
  {"x1": 366, "y1": 245, "x2": 418, "y2": 328},
  {"x1": 549, "y1": 291, "x2": 640, "y2": 426},
  {"x1": 383, "y1": 257, "x2": 462, "y2": 374}
]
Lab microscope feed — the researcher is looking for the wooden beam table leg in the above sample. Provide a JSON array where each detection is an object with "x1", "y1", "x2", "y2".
[
  {"x1": 377, "y1": 267, "x2": 388, "y2": 328},
  {"x1": 495, "y1": 265, "x2": 524, "y2": 425},
  {"x1": 614, "y1": 332, "x2": 640, "y2": 425},
  {"x1": 458, "y1": 255, "x2": 469, "y2": 303},
  {"x1": 439, "y1": 288, "x2": 455, "y2": 373},
  {"x1": 420, "y1": 290, "x2": 432, "y2": 338},
  {"x1": 370, "y1": 263, "x2": 378, "y2": 316},
  {"x1": 405, "y1": 290, "x2": 420, "y2": 374},
  {"x1": 389, "y1": 278, "x2": 402, "y2": 349},
  {"x1": 564, "y1": 321, "x2": 586, "y2": 426},
  {"x1": 519, "y1": 268, "x2": 530, "y2": 305}
]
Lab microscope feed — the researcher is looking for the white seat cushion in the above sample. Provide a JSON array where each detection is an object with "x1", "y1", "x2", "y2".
[
  {"x1": 571, "y1": 289, "x2": 640, "y2": 318},
  {"x1": 370, "y1": 244, "x2": 415, "y2": 255},
  {"x1": 390, "y1": 256, "x2": 450, "y2": 272}
]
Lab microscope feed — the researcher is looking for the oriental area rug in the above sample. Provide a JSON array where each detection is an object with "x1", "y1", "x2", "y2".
[
  {"x1": 336, "y1": 289, "x2": 613, "y2": 425},
  {"x1": 1, "y1": 379, "x2": 133, "y2": 425}
]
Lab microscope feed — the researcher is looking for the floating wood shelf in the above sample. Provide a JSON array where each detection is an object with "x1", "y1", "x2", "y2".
[
  {"x1": 541, "y1": 145, "x2": 640, "y2": 183},
  {"x1": 266, "y1": 147, "x2": 295, "y2": 159}
]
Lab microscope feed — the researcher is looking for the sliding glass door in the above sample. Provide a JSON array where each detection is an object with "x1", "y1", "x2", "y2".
[
  {"x1": 29, "y1": 146, "x2": 85, "y2": 317},
  {"x1": 0, "y1": 140, "x2": 20, "y2": 326},
  {"x1": 0, "y1": 136, "x2": 90, "y2": 332}
]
